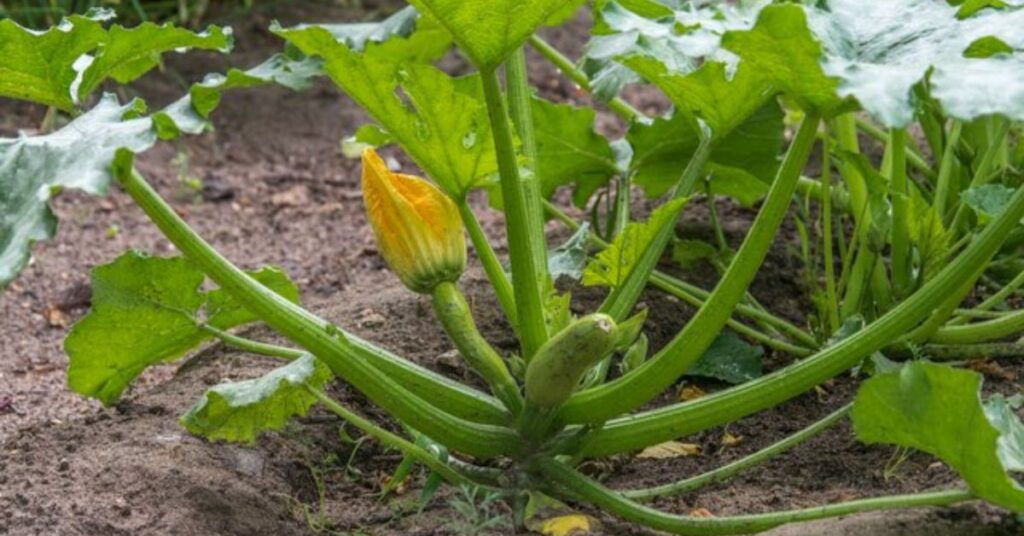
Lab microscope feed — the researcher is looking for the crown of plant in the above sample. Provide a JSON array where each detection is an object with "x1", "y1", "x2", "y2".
[{"x1": 361, "y1": 148, "x2": 466, "y2": 294}]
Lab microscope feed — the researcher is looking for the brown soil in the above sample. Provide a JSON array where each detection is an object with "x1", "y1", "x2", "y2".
[{"x1": 2, "y1": 3, "x2": 1023, "y2": 535}]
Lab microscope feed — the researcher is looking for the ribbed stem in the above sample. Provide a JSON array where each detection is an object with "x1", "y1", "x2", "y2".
[
  {"x1": 538, "y1": 457, "x2": 972, "y2": 535},
  {"x1": 578, "y1": 180, "x2": 1024, "y2": 456},
  {"x1": 930, "y1": 309, "x2": 1024, "y2": 345},
  {"x1": 116, "y1": 164, "x2": 518, "y2": 458},
  {"x1": 431, "y1": 281, "x2": 523, "y2": 414},
  {"x1": 480, "y1": 66, "x2": 549, "y2": 359},
  {"x1": 457, "y1": 200, "x2": 518, "y2": 329},
  {"x1": 559, "y1": 113, "x2": 822, "y2": 424},
  {"x1": 527, "y1": 35, "x2": 642, "y2": 121}
]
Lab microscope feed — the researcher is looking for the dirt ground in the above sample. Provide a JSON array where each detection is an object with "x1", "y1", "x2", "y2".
[{"x1": 1, "y1": 2, "x2": 1023, "y2": 535}]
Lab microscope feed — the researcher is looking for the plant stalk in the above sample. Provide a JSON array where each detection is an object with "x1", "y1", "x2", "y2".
[
  {"x1": 457, "y1": 200, "x2": 518, "y2": 329},
  {"x1": 559, "y1": 113, "x2": 822, "y2": 424},
  {"x1": 480, "y1": 66, "x2": 550, "y2": 359},
  {"x1": 117, "y1": 164, "x2": 518, "y2": 457}
]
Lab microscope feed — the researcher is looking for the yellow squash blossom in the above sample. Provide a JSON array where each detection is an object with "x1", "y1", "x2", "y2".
[{"x1": 361, "y1": 148, "x2": 466, "y2": 293}]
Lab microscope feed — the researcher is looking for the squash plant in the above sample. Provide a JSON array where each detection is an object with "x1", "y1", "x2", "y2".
[{"x1": 4, "y1": 1, "x2": 1024, "y2": 533}]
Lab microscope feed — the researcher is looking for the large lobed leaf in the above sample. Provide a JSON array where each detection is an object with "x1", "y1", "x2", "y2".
[
  {"x1": 721, "y1": 0, "x2": 1024, "y2": 125},
  {"x1": 276, "y1": 24, "x2": 497, "y2": 197},
  {"x1": 0, "y1": 51, "x2": 325, "y2": 291},
  {"x1": 625, "y1": 102, "x2": 784, "y2": 204},
  {"x1": 532, "y1": 97, "x2": 619, "y2": 205},
  {"x1": 584, "y1": 0, "x2": 765, "y2": 105},
  {"x1": 65, "y1": 251, "x2": 299, "y2": 405},
  {"x1": 0, "y1": 8, "x2": 231, "y2": 111},
  {"x1": 852, "y1": 361, "x2": 1024, "y2": 511},
  {"x1": 181, "y1": 354, "x2": 333, "y2": 443},
  {"x1": 407, "y1": 0, "x2": 584, "y2": 68}
]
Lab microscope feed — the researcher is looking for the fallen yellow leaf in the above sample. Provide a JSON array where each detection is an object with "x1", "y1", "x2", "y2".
[
  {"x1": 637, "y1": 441, "x2": 701, "y2": 459},
  {"x1": 721, "y1": 432, "x2": 743, "y2": 447},
  {"x1": 689, "y1": 507, "x2": 715, "y2": 518},
  {"x1": 678, "y1": 385, "x2": 706, "y2": 401},
  {"x1": 537, "y1": 514, "x2": 595, "y2": 535}
]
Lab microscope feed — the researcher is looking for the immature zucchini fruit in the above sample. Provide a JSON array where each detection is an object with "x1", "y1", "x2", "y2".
[{"x1": 525, "y1": 314, "x2": 619, "y2": 408}]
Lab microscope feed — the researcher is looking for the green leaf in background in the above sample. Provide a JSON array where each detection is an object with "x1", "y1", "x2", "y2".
[
  {"x1": 985, "y1": 394, "x2": 1024, "y2": 473},
  {"x1": 74, "y1": 22, "x2": 232, "y2": 102},
  {"x1": 548, "y1": 223, "x2": 591, "y2": 282},
  {"x1": 0, "y1": 8, "x2": 231, "y2": 110},
  {"x1": 276, "y1": 25, "x2": 497, "y2": 197},
  {"x1": 0, "y1": 9, "x2": 112, "y2": 110},
  {"x1": 406, "y1": 0, "x2": 584, "y2": 68},
  {"x1": 625, "y1": 103, "x2": 784, "y2": 204},
  {"x1": 583, "y1": 197, "x2": 688, "y2": 288},
  {"x1": 583, "y1": 0, "x2": 765, "y2": 103},
  {"x1": 0, "y1": 96, "x2": 157, "y2": 289},
  {"x1": 907, "y1": 190, "x2": 951, "y2": 280},
  {"x1": 852, "y1": 361, "x2": 1024, "y2": 511},
  {"x1": 294, "y1": 5, "x2": 452, "y2": 62},
  {"x1": 686, "y1": 330, "x2": 763, "y2": 385},
  {"x1": 724, "y1": 0, "x2": 1024, "y2": 126},
  {"x1": 962, "y1": 184, "x2": 1017, "y2": 222},
  {"x1": 181, "y1": 354, "x2": 333, "y2": 443},
  {"x1": 532, "y1": 97, "x2": 619, "y2": 205},
  {"x1": 1, "y1": 51, "x2": 330, "y2": 291},
  {"x1": 720, "y1": 4, "x2": 848, "y2": 118},
  {"x1": 65, "y1": 251, "x2": 300, "y2": 405}
]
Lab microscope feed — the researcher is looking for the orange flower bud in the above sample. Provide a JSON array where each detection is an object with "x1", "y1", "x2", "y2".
[{"x1": 361, "y1": 148, "x2": 466, "y2": 293}]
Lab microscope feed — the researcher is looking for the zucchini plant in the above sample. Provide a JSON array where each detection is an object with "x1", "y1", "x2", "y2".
[{"x1": 4, "y1": 1, "x2": 1024, "y2": 533}]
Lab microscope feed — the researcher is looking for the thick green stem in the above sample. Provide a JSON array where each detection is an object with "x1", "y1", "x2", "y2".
[
  {"x1": 949, "y1": 268, "x2": 1024, "y2": 326},
  {"x1": 908, "y1": 342, "x2": 1024, "y2": 360},
  {"x1": 527, "y1": 35, "x2": 643, "y2": 121},
  {"x1": 431, "y1": 282, "x2": 523, "y2": 414},
  {"x1": 854, "y1": 116, "x2": 934, "y2": 180},
  {"x1": 578, "y1": 180, "x2": 1024, "y2": 456},
  {"x1": 933, "y1": 121, "x2": 963, "y2": 219},
  {"x1": 457, "y1": 200, "x2": 518, "y2": 328},
  {"x1": 821, "y1": 127, "x2": 840, "y2": 333},
  {"x1": 559, "y1": 113, "x2": 822, "y2": 425},
  {"x1": 930, "y1": 309, "x2": 1024, "y2": 345},
  {"x1": 889, "y1": 128, "x2": 911, "y2": 298},
  {"x1": 544, "y1": 203, "x2": 819, "y2": 351},
  {"x1": 624, "y1": 404, "x2": 850, "y2": 501},
  {"x1": 538, "y1": 458, "x2": 972, "y2": 536},
  {"x1": 480, "y1": 66, "x2": 549, "y2": 359},
  {"x1": 204, "y1": 325, "x2": 510, "y2": 424},
  {"x1": 600, "y1": 136, "x2": 713, "y2": 322},
  {"x1": 117, "y1": 165, "x2": 518, "y2": 458}
]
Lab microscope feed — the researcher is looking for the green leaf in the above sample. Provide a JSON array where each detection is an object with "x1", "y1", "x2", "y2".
[
  {"x1": 75, "y1": 22, "x2": 232, "y2": 102},
  {"x1": 532, "y1": 97, "x2": 619, "y2": 205},
  {"x1": 181, "y1": 354, "x2": 332, "y2": 443},
  {"x1": 1, "y1": 54, "x2": 326, "y2": 291},
  {"x1": 548, "y1": 223, "x2": 591, "y2": 282},
  {"x1": 65, "y1": 251, "x2": 300, "y2": 405},
  {"x1": 406, "y1": 0, "x2": 584, "y2": 68},
  {"x1": 275, "y1": 25, "x2": 497, "y2": 196},
  {"x1": 0, "y1": 9, "x2": 231, "y2": 110},
  {"x1": 852, "y1": 361, "x2": 1024, "y2": 511},
  {"x1": 963, "y1": 36, "x2": 1015, "y2": 58},
  {"x1": 962, "y1": 184, "x2": 1017, "y2": 221},
  {"x1": 584, "y1": 0, "x2": 764, "y2": 103},
  {"x1": 0, "y1": 10, "x2": 111, "y2": 110},
  {"x1": 724, "y1": 1, "x2": 1024, "y2": 126},
  {"x1": 295, "y1": 6, "x2": 452, "y2": 62},
  {"x1": 686, "y1": 330, "x2": 763, "y2": 385},
  {"x1": 671, "y1": 239, "x2": 718, "y2": 269},
  {"x1": 985, "y1": 394, "x2": 1024, "y2": 473},
  {"x1": 625, "y1": 103, "x2": 784, "y2": 204},
  {"x1": 583, "y1": 197, "x2": 688, "y2": 288},
  {"x1": 0, "y1": 96, "x2": 158, "y2": 289},
  {"x1": 720, "y1": 4, "x2": 848, "y2": 119}
]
